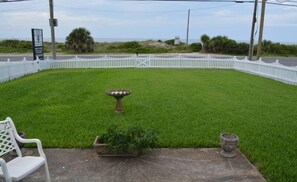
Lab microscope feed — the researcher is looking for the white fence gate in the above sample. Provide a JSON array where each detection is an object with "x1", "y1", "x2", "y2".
[{"x1": 135, "y1": 57, "x2": 150, "y2": 68}]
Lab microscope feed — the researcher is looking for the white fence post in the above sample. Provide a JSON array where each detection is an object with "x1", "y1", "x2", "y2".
[
  {"x1": 7, "y1": 59, "x2": 11, "y2": 81},
  {"x1": 178, "y1": 54, "x2": 181, "y2": 68},
  {"x1": 23, "y1": 57, "x2": 26, "y2": 74},
  {"x1": 135, "y1": 54, "x2": 138, "y2": 68}
]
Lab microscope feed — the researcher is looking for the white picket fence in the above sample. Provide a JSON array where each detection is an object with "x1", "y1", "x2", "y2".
[
  {"x1": 234, "y1": 58, "x2": 297, "y2": 85},
  {"x1": 0, "y1": 58, "x2": 40, "y2": 83},
  {"x1": 46, "y1": 55, "x2": 235, "y2": 69},
  {"x1": 0, "y1": 55, "x2": 296, "y2": 85}
]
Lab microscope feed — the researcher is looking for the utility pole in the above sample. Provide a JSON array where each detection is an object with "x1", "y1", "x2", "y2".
[
  {"x1": 186, "y1": 9, "x2": 190, "y2": 52},
  {"x1": 248, "y1": 0, "x2": 258, "y2": 60},
  {"x1": 256, "y1": 0, "x2": 267, "y2": 60},
  {"x1": 49, "y1": 0, "x2": 56, "y2": 60}
]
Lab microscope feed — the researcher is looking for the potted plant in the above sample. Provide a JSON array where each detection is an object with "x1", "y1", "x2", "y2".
[{"x1": 93, "y1": 125, "x2": 158, "y2": 156}]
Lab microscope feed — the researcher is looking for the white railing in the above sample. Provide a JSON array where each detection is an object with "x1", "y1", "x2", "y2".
[
  {"x1": 0, "y1": 58, "x2": 40, "y2": 83},
  {"x1": 48, "y1": 55, "x2": 135, "y2": 69},
  {"x1": 45, "y1": 55, "x2": 234, "y2": 69},
  {"x1": 148, "y1": 55, "x2": 234, "y2": 69},
  {"x1": 1, "y1": 55, "x2": 296, "y2": 85},
  {"x1": 234, "y1": 57, "x2": 297, "y2": 85}
]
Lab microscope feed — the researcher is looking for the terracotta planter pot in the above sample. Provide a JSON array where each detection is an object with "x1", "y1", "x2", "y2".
[
  {"x1": 220, "y1": 133, "x2": 239, "y2": 158},
  {"x1": 93, "y1": 136, "x2": 139, "y2": 157}
]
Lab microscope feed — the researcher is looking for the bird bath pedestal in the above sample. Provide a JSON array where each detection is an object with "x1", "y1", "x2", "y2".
[{"x1": 106, "y1": 89, "x2": 131, "y2": 113}]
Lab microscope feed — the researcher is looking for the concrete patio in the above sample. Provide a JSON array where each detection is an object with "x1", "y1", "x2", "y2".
[{"x1": 2, "y1": 148, "x2": 266, "y2": 182}]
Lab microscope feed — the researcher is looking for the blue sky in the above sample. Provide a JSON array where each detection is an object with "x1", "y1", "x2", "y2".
[{"x1": 1, "y1": 0, "x2": 297, "y2": 43}]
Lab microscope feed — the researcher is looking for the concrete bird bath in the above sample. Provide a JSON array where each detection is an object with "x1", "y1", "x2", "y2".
[{"x1": 106, "y1": 89, "x2": 131, "y2": 113}]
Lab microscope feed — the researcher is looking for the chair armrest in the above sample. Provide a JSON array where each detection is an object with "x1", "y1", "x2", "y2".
[
  {"x1": 0, "y1": 158, "x2": 10, "y2": 179},
  {"x1": 14, "y1": 136, "x2": 46, "y2": 158}
]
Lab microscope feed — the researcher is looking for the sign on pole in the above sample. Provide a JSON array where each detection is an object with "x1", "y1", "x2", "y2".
[{"x1": 31, "y1": 28, "x2": 44, "y2": 60}]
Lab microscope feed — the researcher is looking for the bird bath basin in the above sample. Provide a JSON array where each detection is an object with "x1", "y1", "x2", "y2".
[{"x1": 106, "y1": 89, "x2": 131, "y2": 113}]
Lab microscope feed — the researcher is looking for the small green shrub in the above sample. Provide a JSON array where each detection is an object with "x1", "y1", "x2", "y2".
[
  {"x1": 100, "y1": 125, "x2": 158, "y2": 154},
  {"x1": 190, "y1": 43, "x2": 202, "y2": 52},
  {"x1": 119, "y1": 41, "x2": 141, "y2": 49},
  {"x1": 136, "y1": 47, "x2": 168, "y2": 54},
  {"x1": 165, "y1": 39, "x2": 175, "y2": 45},
  {"x1": 0, "y1": 40, "x2": 32, "y2": 53}
]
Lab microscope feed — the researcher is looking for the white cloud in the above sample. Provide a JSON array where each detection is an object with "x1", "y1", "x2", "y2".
[
  {"x1": 213, "y1": 9, "x2": 233, "y2": 16},
  {"x1": 0, "y1": 0, "x2": 296, "y2": 43},
  {"x1": 266, "y1": 11, "x2": 297, "y2": 27}
]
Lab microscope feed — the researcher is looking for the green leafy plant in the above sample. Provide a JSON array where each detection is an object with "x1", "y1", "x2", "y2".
[
  {"x1": 100, "y1": 125, "x2": 158, "y2": 154},
  {"x1": 190, "y1": 43, "x2": 202, "y2": 52},
  {"x1": 65, "y1": 27, "x2": 94, "y2": 53}
]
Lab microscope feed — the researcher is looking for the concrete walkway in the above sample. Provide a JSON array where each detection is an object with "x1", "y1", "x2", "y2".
[{"x1": 3, "y1": 148, "x2": 266, "y2": 182}]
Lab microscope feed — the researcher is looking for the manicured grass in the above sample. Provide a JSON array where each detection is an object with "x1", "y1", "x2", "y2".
[{"x1": 0, "y1": 69, "x2": 297, "y2": 181}]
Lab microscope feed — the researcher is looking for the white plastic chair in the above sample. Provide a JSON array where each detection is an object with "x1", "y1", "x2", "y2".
[{"x1": 0, "y1": 117, "x2": 50, "y2": 182}]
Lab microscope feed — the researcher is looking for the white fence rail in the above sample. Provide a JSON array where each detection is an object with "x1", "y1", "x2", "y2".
[
  {"x1": 48, "y1": 56, "x2": 135, "y2": 69},
  {"x1": 46, "y1": 55, "x2": 235, "y2": 69},
  {"x1": 234, "y1": 58, "x2": 297, "y2": 85},
  {"x1": 0, "y1": 55, "x2": 296, "y2": 85},
  {"x1": 147, "y1": 55, "x2": 234, "y2": 69},
  {"x1": 0, "y1": 58, "x2": 40, "y2": 83}
]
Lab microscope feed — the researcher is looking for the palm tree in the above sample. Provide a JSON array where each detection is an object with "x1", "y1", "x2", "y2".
[
  {"x1": 262, "y1": 39, "x2": 272, "y2": 52},
  {"x1": 208, "y1": 36, "x2": 229, "y2": 53},
  {"x1": 65, "y1": 27, "x2": 94, "y2": 53},
  {"x1": 200, "y1": 34, "x2": 210, "y2": 53}
]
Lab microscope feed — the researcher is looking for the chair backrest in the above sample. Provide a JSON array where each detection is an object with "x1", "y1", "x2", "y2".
[{"x1": 0, "y1": 118, "x2": 21, "y2": 157}]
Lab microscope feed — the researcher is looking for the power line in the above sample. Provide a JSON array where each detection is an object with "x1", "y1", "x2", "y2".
[
  {"x1": 0, "y1": 0, "x2": 30, "y2": 3},
  {"x1": 0, "y1": 2, "x2": 48, "y2": 13},
  {"x1": 0, "y1": 6, "x2": 38, "y2": 12},
  {"x1": 191, "y1": 4, "x2": 237, "y2": 11},
  {"x1": 55, "y1": 4, "x2": 236, "y2": 14},
  {"x1": 124, "y1": 0, "x2": 297, "y2": 7},
  {"x1": 124, "y1": 0, "x2": 252, "y2": 2},
  {"x1": 267, "y1": 1, "x2": 297, "y2": 7}
]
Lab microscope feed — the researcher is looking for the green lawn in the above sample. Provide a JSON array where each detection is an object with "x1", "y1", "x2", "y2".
[{"x1": 1, "y1": 69, "x2": 297, "y2": 181}]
